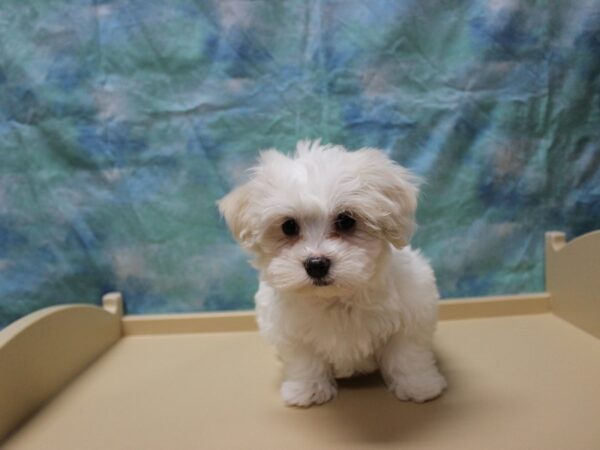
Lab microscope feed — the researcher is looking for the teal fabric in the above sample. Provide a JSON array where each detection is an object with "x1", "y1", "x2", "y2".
[{"x1": 1, "y1": 1, "x2": 599, "y2": 327}]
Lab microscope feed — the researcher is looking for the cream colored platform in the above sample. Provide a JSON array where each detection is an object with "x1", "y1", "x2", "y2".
[{"x1": 1, "y1": 231, "x2": 599, "y2": 449}]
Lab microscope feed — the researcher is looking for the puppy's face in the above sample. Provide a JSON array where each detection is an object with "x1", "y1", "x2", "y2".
[{"x1": 218, "y1": 141, "x2": 419, "y2": 298}]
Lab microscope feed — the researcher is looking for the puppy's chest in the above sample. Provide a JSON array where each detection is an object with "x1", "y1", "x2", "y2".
[{"x1": 295, "y1": 304, "x2": 399, "y2": 367}]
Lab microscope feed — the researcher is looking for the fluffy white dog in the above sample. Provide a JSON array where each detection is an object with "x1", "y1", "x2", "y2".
[{"x1": 218, "y1": 140, "x2": 446, "y2": 407}]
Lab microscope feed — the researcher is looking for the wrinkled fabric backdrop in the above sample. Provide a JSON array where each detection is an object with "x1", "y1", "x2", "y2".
[{"x1": 1, "y1": 0, "x2": 599, "y2": 327}]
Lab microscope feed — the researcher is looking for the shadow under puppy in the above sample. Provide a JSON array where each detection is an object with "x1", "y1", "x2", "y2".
[{"x1": 218, "y1": 140, "x2": 446, "y2": 407}]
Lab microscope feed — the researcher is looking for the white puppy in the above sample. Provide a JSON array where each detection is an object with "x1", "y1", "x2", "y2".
[{"x1": 219, "y1": 140, "x2": 446, "y2": 407}]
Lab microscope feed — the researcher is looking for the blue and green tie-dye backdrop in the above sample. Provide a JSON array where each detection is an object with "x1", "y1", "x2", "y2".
[{"x1": 1, "y1": 0, "x2": 599, "y2": 327}]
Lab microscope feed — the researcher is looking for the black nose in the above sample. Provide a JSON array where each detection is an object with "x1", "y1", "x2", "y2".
[{"x1": 304, "y1": 256, "x2": 331, "y2": 279}]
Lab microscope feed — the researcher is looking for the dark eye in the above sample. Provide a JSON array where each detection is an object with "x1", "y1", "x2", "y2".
[
  {"x1": 281, "y1": 218, "x2": 300, "y2": 236},
  {"x1": 335, "y1": 212, "x2": 356, "y2": 232}
]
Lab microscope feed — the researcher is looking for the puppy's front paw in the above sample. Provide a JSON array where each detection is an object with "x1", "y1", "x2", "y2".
[
  {"x1": 281, "y1": 379, "x2": 337, "y2": 407},
  {"x1": 388, "y1": 369, "x2": 447, "y2": 403}
]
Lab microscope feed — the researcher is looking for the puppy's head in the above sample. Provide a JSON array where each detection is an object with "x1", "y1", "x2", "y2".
[{"x1": 218, "y1": 140, "x2": 420, "y2": 298}]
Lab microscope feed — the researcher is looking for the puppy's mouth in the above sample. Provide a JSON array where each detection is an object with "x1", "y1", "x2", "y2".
[{"x1": 312, "y1": 278, "x2": 333, "y2": 287}]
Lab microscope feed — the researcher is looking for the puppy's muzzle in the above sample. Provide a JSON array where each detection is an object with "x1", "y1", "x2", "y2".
[{"x1": 304, "y1": 256, "x2": 331, "y2": 281}]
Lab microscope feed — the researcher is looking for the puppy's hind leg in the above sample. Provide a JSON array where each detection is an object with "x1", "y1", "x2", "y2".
[
  {"x1": 378, "y1": 332, "x2": 446, "y2": 403},
  {"x1": 278, "y1": 342, "x2": 337, "y2": 407}
]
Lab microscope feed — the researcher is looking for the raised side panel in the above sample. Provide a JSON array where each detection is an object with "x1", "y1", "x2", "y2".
[
  {"x1": 438, "y1": 293, "x2": 550, "y2": 320},
  {"x1": 120, "y1": 293, "x2": 551, "y2": 336},
  {"x1": 0, "y1": 298, "x2": 122, "y2": 442},
  {"x1": 122, "y1": 310, "x2": 258, "y2": 335},
  {"x1": 546, "y1": 231, "x2": 600, "y2": 339}
]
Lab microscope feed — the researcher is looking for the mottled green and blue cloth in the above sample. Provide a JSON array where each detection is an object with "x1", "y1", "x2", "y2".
[{"x1": 1, "y1": 0, "x2": 599, "y2": 327}]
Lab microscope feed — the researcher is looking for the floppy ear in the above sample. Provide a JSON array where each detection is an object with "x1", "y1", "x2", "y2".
[
  {"x1": 378, "y1": 165, "x2": 419, "y2": 248},
  {"x1": 217, "y1": 182, "x2": 257, "y2": 250},
  {"x1": 353, "y1": 149, "x2": 420, "y2": 249}
]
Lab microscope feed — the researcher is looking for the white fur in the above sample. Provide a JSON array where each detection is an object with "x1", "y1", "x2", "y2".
[{"x1": 219, "y1": 140, "x2": 446, "y2": 407}]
